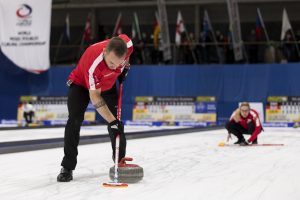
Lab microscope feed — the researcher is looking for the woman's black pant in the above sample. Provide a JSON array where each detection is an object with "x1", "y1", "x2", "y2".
[
  {"x1": 61, "y1": 83, "x2": 126, "y2": 170},
  {"x1": 225, "y1": 120, "x2": 255, "y2": 141}
]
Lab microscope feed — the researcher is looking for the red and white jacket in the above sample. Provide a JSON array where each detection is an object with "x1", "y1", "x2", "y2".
[
  {"x1": 68, "y1": 34, "x2": 133, "y2": 92},
  {"x1": 230, "y1": 108, "x2": 262, "y2": 142}
]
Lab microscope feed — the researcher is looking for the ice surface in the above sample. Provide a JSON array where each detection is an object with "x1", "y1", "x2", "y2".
[
  {"x1": 0, "y1": 125, "x2": 184, "y2": 143},
  {"x1": 0, "y1": 127, "x2": 300, "y2": 200}
]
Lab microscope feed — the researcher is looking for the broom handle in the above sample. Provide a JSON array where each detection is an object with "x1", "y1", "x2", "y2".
[
  {"x1": 113, "y1": 82, "x2": 123, "y2": 182},
  {"x1": 117, "y1": 83, "x2": 122, "y2": 122}
]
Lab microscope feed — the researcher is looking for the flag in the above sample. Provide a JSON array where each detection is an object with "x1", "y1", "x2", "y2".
[
  {"x1": 153, "y1": 12, "x2": 161, "y2": 50},
  {"x1": 203, "y1": 10, "x2": 223, "y2": 63},
  {"x1": 53, "y1": 13, "x2": 71, "y2": 64},
  {"x1": 255, "y1": 10, "x2": 263, "y2": 40},
  {"x1": 256, "y1": 8, "x2": 269, "y2": 42},
  {"x1": 227, "y1": 25, "x2": 233, "y2": 49},
  {"x1": 175, "y1": 11, "x2": 185, "y2": 45},
  {"x1": 281, "y1": 8, "x2": 292, "y2": 40},
  {"x1": 83, "y1": 14, "x2": 92, "y2": 42},
  {"x1": 280, "y1": 8, "x2": 300, "y2": 58},
  {"x1": 113, "y1": 13, "x2": 122, "y2": 36},
  {"x1": 203, "y1": 10, "x2": 212, "y2": 40},
  {"x1": 131, "y1": 21, "x2": 136, "y2": 39},
  {"x1": 64, "y1": 14, "x2": 70, "y2": 42},
  {"x1": 132, "y1": 12, "x2": 141, "y2": 40}
]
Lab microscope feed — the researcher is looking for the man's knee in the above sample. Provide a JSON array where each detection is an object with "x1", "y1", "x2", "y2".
[{"x1": 68, "y1": 115, "x2": 84, "y2": 127}]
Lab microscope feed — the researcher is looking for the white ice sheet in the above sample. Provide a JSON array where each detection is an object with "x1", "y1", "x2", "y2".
[
  {"x1": 0, "y1": 125, "x2": 184, "y2": 142},
  {"x1": 0, "y1": 127, "x2": 300, "y2": 200}
]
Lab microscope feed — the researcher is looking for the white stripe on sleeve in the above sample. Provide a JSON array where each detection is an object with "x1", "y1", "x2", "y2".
[
  {"x1": 250, "y1": 110, "x2": 261, "y2": 127},
  {"x1": 88, "y1": 53, "x2": 104, "y2": 90}
]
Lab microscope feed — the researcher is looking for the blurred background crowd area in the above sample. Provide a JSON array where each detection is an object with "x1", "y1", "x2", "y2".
[{"x1": 51, "y1": 0, "x2": 300, "y2": 65}]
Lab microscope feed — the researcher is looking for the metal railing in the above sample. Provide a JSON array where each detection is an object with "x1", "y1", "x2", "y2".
[{"x1": 50, "y1": 41, "x2": 300, "y2": 66}]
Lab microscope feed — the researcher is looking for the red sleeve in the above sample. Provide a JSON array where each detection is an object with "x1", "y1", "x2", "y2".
[
  {"x1": 248, "y1": 110, "x2": 262, "y2": 142},
  {"x1": 248, "y1": 125, "x2": 262, "y2": 142}
]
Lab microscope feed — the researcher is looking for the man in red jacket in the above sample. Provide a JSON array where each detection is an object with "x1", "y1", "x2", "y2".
[
  {"x1": 57, "y1": 34, "x2": 133, "y2": 182},
  {"x1": 225, "y1": 102, "x2": 262, "y2": 146}
]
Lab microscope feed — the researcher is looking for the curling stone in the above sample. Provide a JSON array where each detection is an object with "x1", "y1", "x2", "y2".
[{"x1": 109, "y1": 157, "x2": 144, "y2": 183}]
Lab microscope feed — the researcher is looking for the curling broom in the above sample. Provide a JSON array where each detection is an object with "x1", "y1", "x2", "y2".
[{"x1": 102, "y1": 82, "x2": 128, "y2": 188}]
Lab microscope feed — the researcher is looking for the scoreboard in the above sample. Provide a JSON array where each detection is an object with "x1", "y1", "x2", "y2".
[
  {"x1": 266, "y1": 96, "x2": 300, "y2": 123},
  {"x1": 132, "y1": 96, "x2": 217, "y2": 126},
  {"x1": 17, "y1": 96, "x2": 96, "y2": 126}
]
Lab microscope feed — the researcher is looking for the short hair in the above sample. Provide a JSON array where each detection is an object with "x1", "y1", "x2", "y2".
[{"x1": 106, "y1": 37, "x2": 127, "y2": 58}]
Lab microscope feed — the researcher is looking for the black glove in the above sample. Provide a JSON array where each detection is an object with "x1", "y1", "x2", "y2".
[
  {"x1": 108, "y1": 119, "x2": 124, "y2": 136},
  {"x1": 108, "y1": 120, "x2": 126, "y2": 162},
  {"x1": 118, "y1": 66, "x2": 130, "y2": 83}
]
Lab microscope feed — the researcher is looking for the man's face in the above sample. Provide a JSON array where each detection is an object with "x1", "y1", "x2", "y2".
[
  {"x1": 103, "y1": 49, "x2": 126, "y2": 70},
  {"x1": 240, "y1": 106, "x2": 250, "y2": 118}
]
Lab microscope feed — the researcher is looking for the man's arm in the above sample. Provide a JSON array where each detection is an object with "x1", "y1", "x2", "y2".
[
  {"x1": 90, "y1": 88, "x2": 126, "y2": 163},
  {"x1": 89, "y1": 89, "x2": 116, "y2": 123}
]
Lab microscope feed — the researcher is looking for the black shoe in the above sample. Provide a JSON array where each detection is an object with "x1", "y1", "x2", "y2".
[
  {"x1": 234, "y1": 138, "x2": 245, "y2": 144},
  {"x1": 252, "y1": 138, "x2": 258, "y2": 144},
  {"x1": 234, "y1": 140, "x2": 241, "y2": 144},
  {"x1": 239, "y1": 141, "x2": 249, "y2": 146},
  {"x1": 57, "y1": 167, "x2": 73, "y2": 182}
]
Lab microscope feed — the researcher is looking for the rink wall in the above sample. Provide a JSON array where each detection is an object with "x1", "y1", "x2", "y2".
[{"x1": 1, "y1": 51, "x2": 300, "y2": 124}]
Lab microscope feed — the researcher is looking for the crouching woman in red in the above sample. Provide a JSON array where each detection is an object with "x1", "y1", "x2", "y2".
[{"x1": 225, "y1": 102, "x2": 262, "y2": 145}]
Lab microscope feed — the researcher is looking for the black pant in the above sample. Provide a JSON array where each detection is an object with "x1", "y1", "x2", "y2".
[
  {"x1": 23, "y1": 111, "x2": 34, "y2": 124},
  {"x1": 225, "y1": 120, "x2": 256, "y2": 141},
  {"x1": 61, "y1": 83, "x2": 126, "y2": 170}
]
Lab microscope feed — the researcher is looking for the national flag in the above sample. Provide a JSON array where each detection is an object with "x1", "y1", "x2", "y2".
[
  {"x1": 256, "y1": 8, "x2": 269, "y2": 42},
  {"x1": 153, "y1": 12, "x2": 161, "y2": 50},
  {"x1": 281, "y1": 8, "x2": 292, "y2": 40},
  {"x1": 203, "y1": 10, "x2": 223, "y2": 63},
  {"x1": 255, "y1": 10, "x2": 263, "y2": 40},
  {"x1": 132, "y1": 12, "x2": 141, "y2": 40},
  {"x1": 280, "y1": 8, "x2": 300, "y2": 58},
  {"x1": 113, "y1": 13, "x2": 122, "y2": 36},
  {"x1": 131, "y1": 21, "x2": 136, "y2": 39},
  {"x1": 203, "y1": 10, "x2": 211, "y2": 40},
  {"x1": 83, "y1": 14, "x2": 92, "y2": 42},
  {"x1": 175, "y1": 11, "x2": 185, "y2": 45},
  {"x1": 64, "y1": 14, "x2": 70, "y2": 42}
]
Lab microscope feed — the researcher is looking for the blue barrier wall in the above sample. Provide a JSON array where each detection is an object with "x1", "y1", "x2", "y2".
[
  {"x1": 1, "y1": 51, "x2": 300, "y2": 123},
  {"x1": 123, "y1": 64, "x2": 300, "y2": 123},
  {"x1": 0, "y1": 51, "x2": 73, "y2": 120}
]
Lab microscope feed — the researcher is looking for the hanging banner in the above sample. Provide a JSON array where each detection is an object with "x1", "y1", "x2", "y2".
[
  {"x1": 0, "y1": 0, "x2": 52, "y2": 73},
  {"x1": 157, "y1": 0, "x2": 172, "y2": 62},
  {"x1": 226, "y1": 0, "x2": 243, "y2": 61}
]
